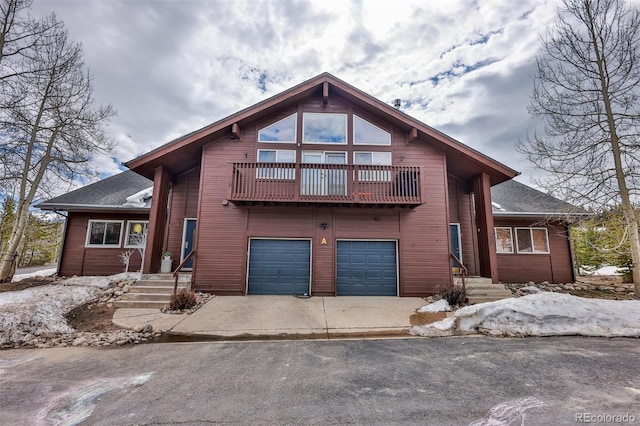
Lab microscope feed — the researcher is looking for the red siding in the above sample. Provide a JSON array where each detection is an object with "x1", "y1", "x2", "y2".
[
  {"x1": 447, "y1": 176, "x2": 478, "y2": 276},
  {"x1": 495, "y1": 218, "x2": 574, "y2": 283},
  {"x1": 58, "y1": 212, "x2": 148, "y2": 276},
  {"x1": 166, "y1": 167, "x2": 200, "y2": 269}
]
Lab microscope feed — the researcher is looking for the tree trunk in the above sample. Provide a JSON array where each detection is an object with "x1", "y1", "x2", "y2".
[{"x1": 0, "y1": 198, "x2": 29, "y2": 281}]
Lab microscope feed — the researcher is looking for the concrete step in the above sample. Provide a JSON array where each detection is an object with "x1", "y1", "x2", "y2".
[
  {"x1": 121, "y1": 292, "x2": 176, "y2": 301},
  {"x1": 135, "y1": 279, "x2": 187, "y2": 288},
  {"x1": 467, "y1": 296, "x2": 509, "y2": 304},
  {"x1": 141, "y1": 273, "x2": 191, "y2": 282},
  {"x1": 114, "y1": 300, "x2": 169, "y2": 309},
  {"x1": 129, "y1": 285, "x2": 187, "y2": 294}
]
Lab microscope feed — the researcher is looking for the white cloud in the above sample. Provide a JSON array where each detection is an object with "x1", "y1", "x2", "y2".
[{"x1": 29, "y1": 0, "x2": 562, "y2": 183}]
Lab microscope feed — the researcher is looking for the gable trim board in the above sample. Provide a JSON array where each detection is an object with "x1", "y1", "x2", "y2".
[{"x1": 38, "y1": 73, "x2": 581, "y2": 291}]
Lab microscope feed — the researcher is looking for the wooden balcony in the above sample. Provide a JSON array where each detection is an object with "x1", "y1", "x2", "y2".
[{"x1": 227, "y1": 162, "x2": 422, "y2": 208}]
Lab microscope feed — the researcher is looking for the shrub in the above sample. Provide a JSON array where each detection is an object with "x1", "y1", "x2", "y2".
[
  {"x1": 438, "y1": 284, "x2": 467, "y2": 307},
  {"x1": 169, "y1": 289, "x2": 197, "y2": 311}
]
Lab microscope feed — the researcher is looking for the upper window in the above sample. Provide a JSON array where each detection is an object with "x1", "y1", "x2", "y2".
[
  {"x1": 258, "y1": 113, "x2": 297, "y2": 143},
  {"x1": 257, "y1": 149, "x2": 296, "y2": 179},
  {"x1": 354, "y1": 151, "x2": 392, "y2": 181},
  {"x1": 494, "y1": 227, "x2": 514, "y2": 253},
  {"x1": 125, "y1": 221, "x2": 149, "y2": 248},
  {"x1": 353, "y1": 115, "x2": 391, "y2": 145},
  {"x1": 516, "y1": 227, "x2": 550, "y2": 254},
  {"x1": 303, "y1": 113, "x2": 347, "y2": 144},
  {"x1": 86, "y1": 220, "x2": 123, "y2": 247}
]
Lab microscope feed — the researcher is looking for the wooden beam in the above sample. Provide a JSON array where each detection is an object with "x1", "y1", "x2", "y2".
[
  {"x1": 408, "y1": 127, "x2": 418, "y2": 144},
  {"x1": 231, "y1": 123, "x2": 241, "y2": 139},
  {"x1": 322, "y1": 81, "x2": 329, "y2": 106}
]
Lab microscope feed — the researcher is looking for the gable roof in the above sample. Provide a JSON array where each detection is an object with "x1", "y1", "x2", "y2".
[
  {"x1": 125, "y1": 72, "x2": 518, "y2": 185},
  {"x1": 491, "y1": 179, "x2": 587, "y2": 217},
  {"x1": 36, "y1": 170, "x2": 153, "y2": 212}
]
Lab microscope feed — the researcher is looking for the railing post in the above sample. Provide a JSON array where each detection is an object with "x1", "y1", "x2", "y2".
[
  {"x1": 294, "y1": 162, "x2": 301, "y2": 202},
  {"x1": 226, "y1": 163, "x2": 234, "y2": 200}
]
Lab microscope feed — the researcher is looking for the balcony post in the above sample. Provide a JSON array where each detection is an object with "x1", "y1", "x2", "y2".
[{"x1": 294, "y1": 162, "x2": 301, "y2": 202}]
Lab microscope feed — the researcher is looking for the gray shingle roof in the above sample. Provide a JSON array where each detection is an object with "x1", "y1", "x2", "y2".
[
  {"x1": 490, "y1": 179, "x2": 583, "y2": 216},
  {"x1": 37, "y1": 170, "x2": 153, "y2": 211}
]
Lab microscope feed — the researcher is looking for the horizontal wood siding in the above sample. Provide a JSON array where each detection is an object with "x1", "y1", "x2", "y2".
[
  {"x1": 495, "y1": 218, "x2": 574, "y2": 283},
  {"x1": 58, "y1": 212, "x2": 147, "y2": 276},
  {"x1": 398, "y1": 143, "x2": 450, "y2": 296},
  {"x1": 447, "y1": 176, "x2": 478, "y2": 276},
  {"x1": 166, "y1": 167, "x2": 200, "y2": 269},
  {"x1": 194, "y1": 137, "x2": 251, "y2": 294},
  {"x1": 189, "y1": 92, "x2": 453, "y2": 296}
]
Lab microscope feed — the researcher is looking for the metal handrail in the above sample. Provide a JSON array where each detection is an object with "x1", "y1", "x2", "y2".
[
  {"x1": 173, "y1": 249, "x2": 195, "y2": 295},
  {"x1": 450, "y1": 253, "x2": 467, "y2": 292}
]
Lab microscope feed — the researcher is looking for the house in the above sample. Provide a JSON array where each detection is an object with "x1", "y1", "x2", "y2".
[{"x1": 38, "y1": 73, "x2": 582, "y2": 295}]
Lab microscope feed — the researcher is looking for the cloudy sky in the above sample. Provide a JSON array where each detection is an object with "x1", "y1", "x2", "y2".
[{"x1": 31, "y1": 0, "x2": 565, "y2": 190}]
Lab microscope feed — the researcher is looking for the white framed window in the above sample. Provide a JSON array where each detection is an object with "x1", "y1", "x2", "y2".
[
  {"x1": 354, "y1": 151, "x2": 392, "y2": 181},
  {"x1": 257, "y1": 149, "x2": 296, "y2": 179},
  {"x1": 258, "y1": 113, "x2": 297, "y2": 143},
  {"x1": 494, "y1": 227, "x2": 514, "y2": 253},
  {"x1": 302, "y1": 113, "x2": 347, "y2": 144},
  {"x1": 353, "y1": 114, "x2": 391, "y2": 145},
  {"x1": 515, "y1": 227, "x2": 550, "y2": 254},
  {"x1": 125, "y1": 221, "x2": 149, "y2": 248},
  {"x1": 85, "y1": 220, "x2": 124, "y2": 247}
]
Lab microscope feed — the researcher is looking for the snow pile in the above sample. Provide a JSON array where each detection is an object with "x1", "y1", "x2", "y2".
[
  {"x1": 0, "y1": 273, "x2": 137, "y2": 344},
  {"x1": 11, "y1": 268, "x2": 57, "y2": 282},
  {"x1": 417, "y1": 299, "x2": 451, "y2": 313},
  {"x1": 122, "y1": 186, "x2": 153, "y2": 208},
  {"x1": 411, "y1": 292, "x2": 640, "y2": 338}
]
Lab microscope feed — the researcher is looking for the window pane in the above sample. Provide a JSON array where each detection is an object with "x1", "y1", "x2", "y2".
[
  {"x1": 516, "y1": 229, "x2": 532, "y2": 252},
  {"x1": 104, "y1": 222, "x2": 121, "y2": 245},
  {"x1": 532, "y1": 229, "x2": 549, "y2": 253},
  {"x1": 277, "y1": 150, "x2": 295, "y2": 163},
  {"x1": 303, "y1": 113, "x2": 347, "y2": 143},
  {"x1": 258, "y1": 113, "x2": 296, "y2": 142},
  {"x1": 127, "y1": 222, "x2": 147, "y2": 246},
  {"x1": 258, "y1": 150, "x2": 276, "y2": 162},
  {"x1": 371, "y1": 152, "x2": 392, "y2": 165},
  {"x1": 89, "y1": 222, "x2": 105, "y2": 245},
  {"x1": 495, "y1": 228, "x2": 513, "y2": 253},
  {"x1": 354, "y1": 115, "x2": 391, "y2": 145},
  {"x1": 354, "y1": 153, "x2": 371, "y2": 164}
]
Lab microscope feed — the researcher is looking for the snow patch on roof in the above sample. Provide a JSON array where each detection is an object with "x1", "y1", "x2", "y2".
[
  {"x1": 122, "y1": 186, "x2": 153, "y2": 208},
  {"x1": 491, "y1": 201, "x2": 505, "y2": 211}
]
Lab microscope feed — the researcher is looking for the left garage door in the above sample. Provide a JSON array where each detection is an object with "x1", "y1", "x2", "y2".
[{"x1": 247, "y1": 239, "x2": 311, "y2": 295}]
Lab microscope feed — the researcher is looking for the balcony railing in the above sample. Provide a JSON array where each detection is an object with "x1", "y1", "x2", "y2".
[{"x1": 227, "y1": 162, "x2": 422, "y2": 208}]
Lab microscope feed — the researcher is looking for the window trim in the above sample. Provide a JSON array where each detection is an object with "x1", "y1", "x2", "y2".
[
  {"x1": 494, "y1": 227, "x2": 514, "y2": 254},
  {"x1": 85, "y1": 220, "x2": 124, "y2": 248},
  {"x1": 515, "y1": 227, "x2": 550, "y2": 254},
  {"x1": 302, "y1": 112, "x2": 348, "y2": 145},
  {"x1": 353, "y1": 151, "x2": 392, "y2": 182},
  {"x1": 124, "y1": 220, "x2": 149, "y2": 248},
  {"x1": 258, "y1": 113, "x2": 297, "y2": 144},
  {"x1": 353, "y1": 114, "x2": 392, "y2": 146}
]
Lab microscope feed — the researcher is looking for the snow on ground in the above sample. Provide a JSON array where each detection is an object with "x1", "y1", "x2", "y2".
[
  {"x1": 11, "y1": 268, "x2": 57, "y2": 282},
  {"x1": 0, "y1": 273, "x2": 137, "y2": 344},
  {"x1": 411, "y1": 293, "x2": 640, "y2": 338},
  {"x1": 579, "y1": 265, "x2": 624, "y2": 276}
]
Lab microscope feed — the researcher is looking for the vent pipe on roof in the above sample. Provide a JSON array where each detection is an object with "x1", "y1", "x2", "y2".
[{"x1": 393, "y1": 98, "x2": 401, "y2": 109}]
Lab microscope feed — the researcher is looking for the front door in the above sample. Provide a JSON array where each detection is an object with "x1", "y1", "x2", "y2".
[
  {"x1": 450, "y1": 223, "x2": 462, "y2": 269},
  {"x1": 181, "y1": 219, "x2": 196, "y2": 270},
  {"x1": 301, "y1": 151, "x2": 346, "y2": 196}
]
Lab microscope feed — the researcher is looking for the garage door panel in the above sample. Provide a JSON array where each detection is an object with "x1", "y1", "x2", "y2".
[
  {"x1": 248, "y1": 240, "x2": 311, "y2": 295},
  {"x1": 337, "y1": 240, "x2": 397, "y2": 296}
]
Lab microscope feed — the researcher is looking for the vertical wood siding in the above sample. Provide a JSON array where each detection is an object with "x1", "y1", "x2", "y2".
[{"x1": 447, "y1": 176, "x2": 478, "y2": 276}]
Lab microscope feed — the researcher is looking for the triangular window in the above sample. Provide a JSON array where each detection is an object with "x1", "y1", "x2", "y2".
[
  {"x1": 258, "y1": 113, "x2": 297, "y2": 143},
  {"x1": 353, "y1": 115, "x2": 391, "y2": 145}
]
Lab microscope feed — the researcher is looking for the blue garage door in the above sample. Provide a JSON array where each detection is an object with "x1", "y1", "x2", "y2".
[
  {"x1": 248, "y1": 239, "x2": 311, "y2": 295},
  {"x1": 336, "y1": 240, "x2": 397, "y2": 296}
]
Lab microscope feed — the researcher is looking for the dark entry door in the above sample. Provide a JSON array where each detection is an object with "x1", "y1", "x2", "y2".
[
  {"x1": 182, "y1": 219, "x2": 196, "y2": 270},
  {"x1": 450, "y1": 224, "x2": 462, "y2": 267},
  {"x1": 336, "y1": 240, "x2": 397, "y2": 296},
  {"x1": 247, "y1": 239, "x2": 311, "y2": 295}
]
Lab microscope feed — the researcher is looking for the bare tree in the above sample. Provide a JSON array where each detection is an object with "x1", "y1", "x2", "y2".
[
  {"x1": 0, "y1": 12, "x2": 115, "y2": 281},
  {"x1": 119, "y1": 249, "x2": 134, "y2": 273},
  {"x1": 519, "y1": 0, "x2": 640, "y2": 295}
]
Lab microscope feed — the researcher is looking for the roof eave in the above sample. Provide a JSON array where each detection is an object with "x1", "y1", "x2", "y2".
[{"x1": 36, "y1": 203, "x2": 151, "y2": 214}]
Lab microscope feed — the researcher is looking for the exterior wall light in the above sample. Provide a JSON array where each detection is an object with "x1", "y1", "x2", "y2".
[{"x1": 320, "y1": 223, "x2": 329, "y2": 229}]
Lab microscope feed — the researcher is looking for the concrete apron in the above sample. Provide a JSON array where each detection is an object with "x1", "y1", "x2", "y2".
[{"x1": 112, "y1": 296, "x2": 426, "y2": 341}]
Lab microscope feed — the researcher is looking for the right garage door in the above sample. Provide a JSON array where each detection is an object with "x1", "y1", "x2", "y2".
[{"x1": 336, "y1": 240, "x2": 398, "y2": 296}]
